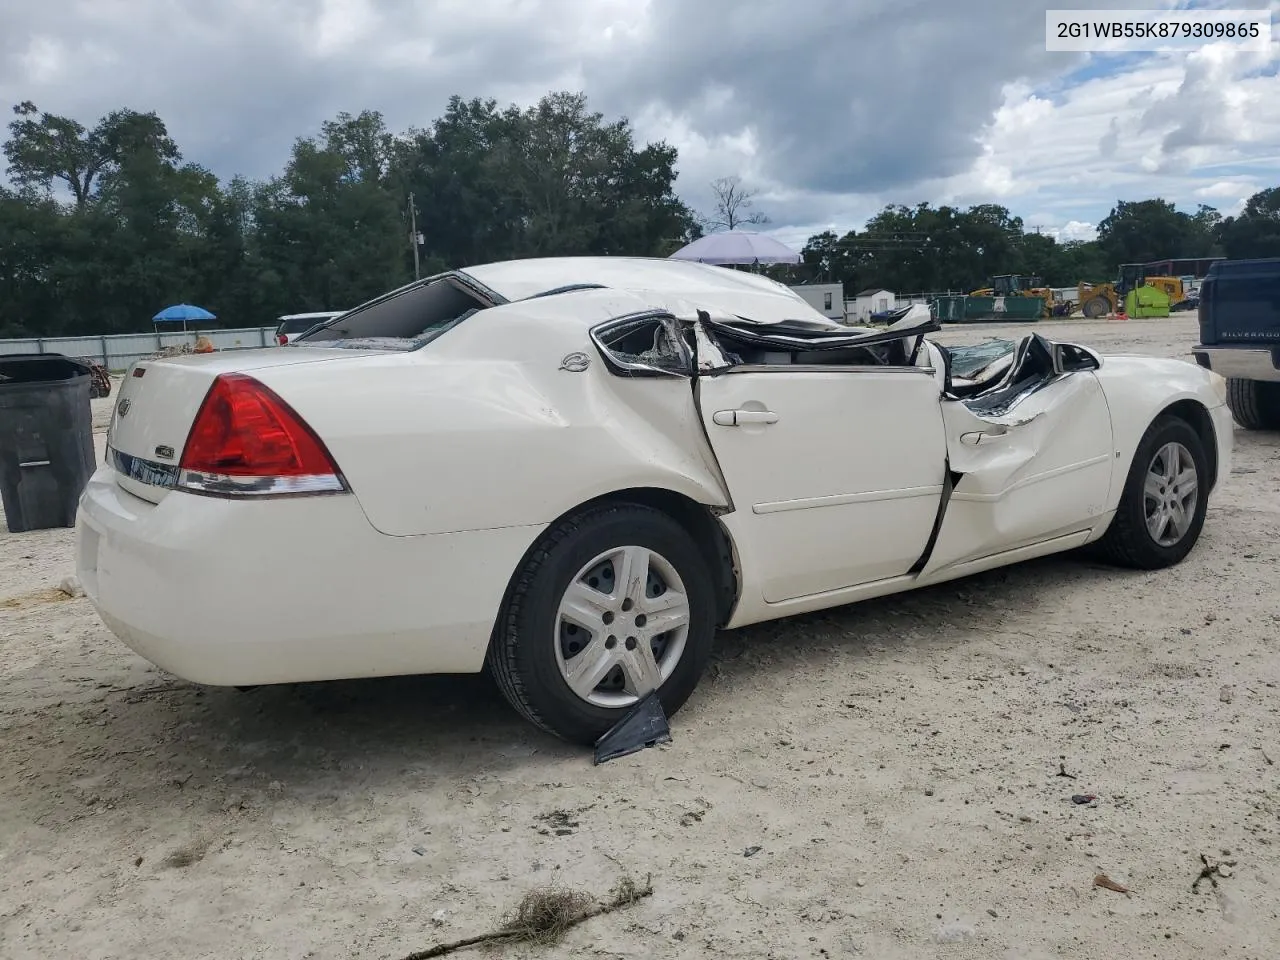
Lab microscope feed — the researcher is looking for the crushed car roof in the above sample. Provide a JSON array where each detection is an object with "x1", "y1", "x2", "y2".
[{"x1": 460, "y1": 256, "x2": 840, "y2": 327}]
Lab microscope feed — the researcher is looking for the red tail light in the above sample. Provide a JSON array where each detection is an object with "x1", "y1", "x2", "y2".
[{"x1": 177, "y1": 373, "x2": 346, "y2": 497}]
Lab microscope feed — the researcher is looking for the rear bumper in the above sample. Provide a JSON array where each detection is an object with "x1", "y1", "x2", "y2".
[
  {"x1": 1192, "y1": 345, "x2": 1280, "y2": 382},
  {"x1": 75, "y1": 466, "x2": 544, "y2": 685}
]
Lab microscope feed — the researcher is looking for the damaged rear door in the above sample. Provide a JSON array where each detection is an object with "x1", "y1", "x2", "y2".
[
  {"x1": 920, "y1": 334, "x2": 1115, "y2": 576},
  {"x1": 690, "y1": 316, "x2": 949, "y2": 604}
]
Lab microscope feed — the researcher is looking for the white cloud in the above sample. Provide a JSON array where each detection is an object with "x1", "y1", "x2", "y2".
[
  {"x1": 915, "y1": 25, "x2": 1280, "y2": 241},
  {"x1": 1195, "y1": 178, "x2": 1259, "y2": 199},
  {"x1": 1056, "y1": 221, "x2": 1099, "y2": 242},
  {"x1": 18, "y1": 36, "x2": 64, "y2": 85}
]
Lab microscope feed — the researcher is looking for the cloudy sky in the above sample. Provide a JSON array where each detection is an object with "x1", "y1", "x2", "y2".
[{"x1": 2, "y1": 0, "x2": 1278, "y2": 247}]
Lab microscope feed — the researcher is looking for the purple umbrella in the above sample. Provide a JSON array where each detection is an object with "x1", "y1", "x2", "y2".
[{"x1": 669, "y1": 230, "x2": 801, "y2": 265}]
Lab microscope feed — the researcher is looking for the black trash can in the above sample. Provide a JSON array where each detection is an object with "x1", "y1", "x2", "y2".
[{"x1": 0, "y1": 353, "x2": 97, "y2": 533}]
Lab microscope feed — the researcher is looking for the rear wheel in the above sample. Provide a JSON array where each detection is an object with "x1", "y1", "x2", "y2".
[
  {"x1": 1226, "y1": 378, "x2": 1280, "y2": 431},
  {"x1": 1094, "y1": 415, "x2": 1209, "y2": 569},
  {"x1": 487, "y1": 503, "x2": 717, "y2": 744}
]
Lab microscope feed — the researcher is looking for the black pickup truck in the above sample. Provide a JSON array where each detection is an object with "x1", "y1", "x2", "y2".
[{"x1": 1192, "y1": 257, "x2": 1280, "y2": 430}]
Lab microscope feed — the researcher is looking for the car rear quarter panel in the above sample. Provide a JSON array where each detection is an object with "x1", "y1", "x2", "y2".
[
  {"x1": 1092, "y1": 355, "x2": 1230, "y2": 509},
  {"x1": 249, "y1": 297, "x2": 731, "y2": 537}
]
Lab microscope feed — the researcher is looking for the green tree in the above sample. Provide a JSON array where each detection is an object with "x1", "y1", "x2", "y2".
[
  {"x1": 1096, "y1": 198, "x2": 1219, "y2": 269},
  {"x1": 4, "y1": 101, "x2": 178, "y2": 208},
  {"x1": 1056, "y1": 240, "x2": 1110, "y2": 285},
  {"x1": 1218, "y1": 187, "x2": 1280, "y2": 259},
  {"x1": 252, "y1": 110, "x2": 408, "y2": 316},
  {"x1": 391, "y1": 91, "x2": 696, "y2": 268},
  {"x1": 797, "y1": 204, "x2": 1119, "y2": 294}
]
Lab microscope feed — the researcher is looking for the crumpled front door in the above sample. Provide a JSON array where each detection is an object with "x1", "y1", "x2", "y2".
[{"x1": 921, "y1": 357, "x2": 1116, "y2": 577}]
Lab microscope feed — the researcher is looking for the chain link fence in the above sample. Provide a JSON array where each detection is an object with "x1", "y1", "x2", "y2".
[{"x1": 0, "y1": 327, "x2": 277, "y2": 372}]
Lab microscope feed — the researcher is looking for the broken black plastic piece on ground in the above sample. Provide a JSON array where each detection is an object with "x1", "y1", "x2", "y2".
[{"x1": 593, "y1": 692, "x2": 671, "y2": 764}]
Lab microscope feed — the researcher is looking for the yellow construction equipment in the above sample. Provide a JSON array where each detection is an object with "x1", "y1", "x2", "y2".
[
  {"x1": 1142, "y1": 275, "x2": 1187, "y2": 304},
  {"x1": 969, "y1": 275, "x2": 1055, "y2": 318},
  {"x1": 1076, "y1": 264, "x2": 1187, "y2": 318}
]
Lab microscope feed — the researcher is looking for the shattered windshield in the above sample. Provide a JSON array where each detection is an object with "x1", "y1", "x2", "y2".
[{"x1": 945, "y1": 339, "x2": 1016, "y2": 379}]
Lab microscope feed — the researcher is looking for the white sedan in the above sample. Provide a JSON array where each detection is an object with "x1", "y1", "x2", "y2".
[{"x1": 78, "y1": 257, "x2": 1233, "y2": 743}]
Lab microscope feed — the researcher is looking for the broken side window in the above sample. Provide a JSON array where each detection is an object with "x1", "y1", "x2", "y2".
[{"x1": 591, "y1": 312, "x2": 692, "y2": 377}]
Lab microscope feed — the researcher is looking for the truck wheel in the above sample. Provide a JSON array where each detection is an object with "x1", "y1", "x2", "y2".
[
  {"x1": 1226, "y1": 378, "x2": 1280, "y2": 431},
  {"x1": 1082, "y1": 297, "x2": 1109, "y2": 319},
  {"x1": 1093, "y1": 415, "x2": 1209, "y2": 570}
]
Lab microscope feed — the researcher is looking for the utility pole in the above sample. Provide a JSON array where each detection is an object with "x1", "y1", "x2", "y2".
[{"x1": 408, "y1": 193, "x2": 421, "y2": 280}]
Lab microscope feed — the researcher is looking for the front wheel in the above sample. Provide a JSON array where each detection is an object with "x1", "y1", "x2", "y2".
[
  {"x1": 486, "y1": 503, "x2": 717, "y2": 744},
  {"x1": 1093, "y1": 415, "x2": 1209, "y2": 569}
]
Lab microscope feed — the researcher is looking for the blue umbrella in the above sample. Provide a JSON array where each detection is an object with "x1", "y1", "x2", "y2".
[{"x1": 153, "y1": 304, "x2": 216, "y2": 322}]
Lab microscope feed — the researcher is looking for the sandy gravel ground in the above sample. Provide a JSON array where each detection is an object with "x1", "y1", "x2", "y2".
[{"x1": 2, "y1": 316, "x2": 1278, "y2": 960}]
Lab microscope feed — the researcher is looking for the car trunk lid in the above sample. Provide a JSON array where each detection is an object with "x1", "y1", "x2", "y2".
[{"x1": 106, "y1": 347, "x2": 386, "y2": 504}]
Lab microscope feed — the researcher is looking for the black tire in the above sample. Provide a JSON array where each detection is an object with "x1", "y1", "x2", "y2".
[
  {"x1": 486, "y1": 502, "x2": 717, "y2": 745},
  {"x1": 1225, "y1": 378, "x2": 1280, "y2": 431},
  {"x1": 1082, "y1": 296, "x2": 1110, "y2": 319},
  {"x1": 1093, "y1": 415, "x2": 1209, "y2": 570}
]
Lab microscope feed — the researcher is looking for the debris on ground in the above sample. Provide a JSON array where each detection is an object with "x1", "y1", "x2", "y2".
[
  {"x1": 1192, "y1": 854, "x2": 1237, "y2": 893},
  {"x1": 934, "y1": 922, "x2": 976, "y2": 943},
  {"x1": 1, "y1": 588, "x2": 69, "y2": 609},
  {"x1": 743, "y1": 846, "x2": 762, "y2": 858},
  {"x1": 1055, "y1": 762, "x2": 1078, "y2": 780},
  {"x1": 1221, "y1": 685, "x2": 1235, "y2": 704},
  {"x1": 1071, "y1": 794, "x2": 1097, "y2": 805},
  {"x1": 161, "y1": 843, "x2": 207, "y2": 869},
  {"x1": 593, "y1": 692, "x2": 671, "y2": 765},
  {"x1": 679, "y1": 798, "x2": 711, "y2": 827},
  {"x1": 395, "y1": 874, "x2": 654, "y2": 959},
  {"x1": 57, "y1": 575, "x2": 84, "y2": 598},
  {"x1": 1093, "y1": 874, "x2": 1130, "y2": 895},
  {"x1": 534, "y1": 807, "x2": 592, "y2": 837},
  {"x1": 149, "y1": 343, "x2": 196, "y2": 360},
  {"x1": 74, "y1": 357, "x2": 112, "y2": 398}
]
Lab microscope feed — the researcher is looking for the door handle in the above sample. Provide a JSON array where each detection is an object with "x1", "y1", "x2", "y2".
[
  {"x1": 959, "y1": 411, "x2": 1043, "y2": 444},
  {"x1": 960, "y1": 429, "x2": 1005, "y2": 445},
  {"x1": 713, "y1": 409, "x2": 779, "y2": 426}
]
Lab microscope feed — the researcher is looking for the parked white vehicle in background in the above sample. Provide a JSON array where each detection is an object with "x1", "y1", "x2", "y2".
[
  {"x1": 78, "y1": 257, "x2": 1233, "y2": 743},
  {"x1": 274, "y1": 311, "x2": 345, "y2": 345}
]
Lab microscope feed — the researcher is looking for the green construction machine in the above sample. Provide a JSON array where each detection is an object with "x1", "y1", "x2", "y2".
[{"x1": 1076, "y1": 263, "x2": 1185, "y2": 319}]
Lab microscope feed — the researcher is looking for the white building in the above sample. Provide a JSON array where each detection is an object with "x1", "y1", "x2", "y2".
[
  {"x1": 788, "y1": 282, "x2": 844, "y2": 320},
  {"x1": 848, "y1": 288, "x2": 897, "y2": 324}
]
